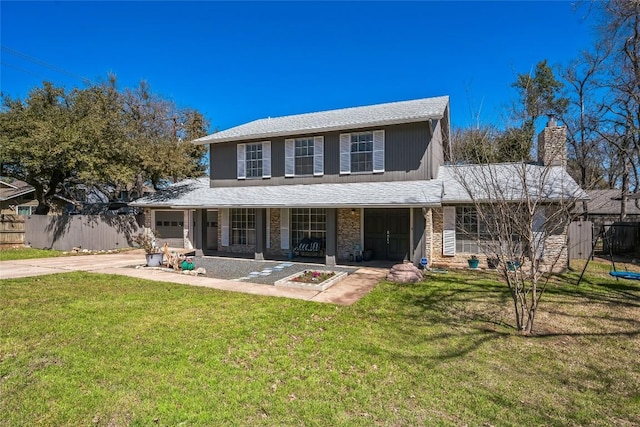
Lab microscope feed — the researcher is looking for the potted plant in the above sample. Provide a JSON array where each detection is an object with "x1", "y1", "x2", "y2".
[
  {"x1": 467, "y1": 255, "x2": 480, "y2": 269},
  {"x1": 134, "y1": 229, "x2": 163, "y2": 267},
  {"x1": 487, "y1": 257, "x2": 499, "y2": 269}
]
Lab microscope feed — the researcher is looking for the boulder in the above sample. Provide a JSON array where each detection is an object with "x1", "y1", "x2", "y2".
[{"x1": 386, "y1": 263, "x2": 423, "y2": 283}]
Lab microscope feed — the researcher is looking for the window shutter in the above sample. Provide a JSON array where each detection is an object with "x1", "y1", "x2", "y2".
[
  {"x1": 237, "y1": 144, "x2": 246, "y2": 179},
  {"x1": 285, "y1": 139, "x2": 295, "y2": 177},
  {"x1": 340, "y1": 133, "x2": 351, "y2": 174},
  {"x1": 533, "y1": 207, "x2": 545, "y2": 259},
  {"x1": 443, "y1": 206, "x2": 456, "y2": 256},
  {"x1": 373, "y1": 130, "x2": 385, "y2": 173},
  {"x1": 314, "y1": 136, "x2": 324, "y2": 176},
  {"x1": 220, "y1": 208, "x2": 230, "y2": 247},
  {"x1": 280, "y1": 208, "x2": 290, "y2": 250},
  {"x1": 262, "y1": 141, "x2": 271, "y2": 178}
]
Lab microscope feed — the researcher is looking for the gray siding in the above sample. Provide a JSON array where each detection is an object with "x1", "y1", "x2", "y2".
[
  {"x1": 209, "y1": 121, "x2": 440, "y2": 187},
  {"x1": 25, "y1": 215, "x2": 141, "y2": 251}
]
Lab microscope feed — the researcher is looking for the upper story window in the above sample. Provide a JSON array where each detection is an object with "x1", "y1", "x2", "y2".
[
  {"x1": 285, "y1": 136, "x2": 324, "y2": 177},
  {"x1": 237, "y1": 142, "x2": 271, "y2": 179},
  {"x1": 339, "y1": 130, "x2": 385, "y2": 174},
  {"x1": 246, "y1": 143, "x2": 263, "y2": 178}
]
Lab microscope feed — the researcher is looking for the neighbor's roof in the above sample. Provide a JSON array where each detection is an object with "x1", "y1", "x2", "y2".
[
  {"x1": 129, "y1": 177, "x2": 444, "y2": 208},
  {"x1": 193, "y1": 96, "x2": 450, "y2": 144},
  {"x1": 573, "y1": 189, "x2": 640, "y2": 216},
  {"x1": 437, "y1": 163, "x2": 588, "y2": 203},
  {"x1": 0, "y1": 179, "x2": 35, "y2": 202}
]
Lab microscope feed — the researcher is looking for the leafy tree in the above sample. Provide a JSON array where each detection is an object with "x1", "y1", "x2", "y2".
[
  {"x1": 0, "y1": 79, "x2": 210, "y2": 213},
  {"x1": 122, "y1": 81, "x2": 209, "y2": 192},
  {"x1": 510, "y1": 60, "x2": 568, "y2": 161}
]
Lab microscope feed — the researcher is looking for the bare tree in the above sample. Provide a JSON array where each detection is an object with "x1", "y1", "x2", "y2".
[{"x1": 445, "y1": 121, "x2": 586, "y2": 334}]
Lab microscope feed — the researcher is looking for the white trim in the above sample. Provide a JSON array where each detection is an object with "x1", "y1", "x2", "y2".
[
  {"x1": 313, "y1": 136, "x2": 324, "y2": 176},
  {"x1": 533, "y1": 207, "x2": 546, "y2": 259},
  {"x1": 262, "y1": 141, "x2": 271, "y2": 178},
  {"x1": 373, "y1": 130, "x2": 385, "y2": 173},
  {"x1": 340, "y1": 133, "x2": 351, "y2": 174},
  {"x1": 443, "y1": 206, "x2": 456, "y2": 256},
  {"x1": 280, "y1": 208, "x2": 290, "y2": 250},
  {"x1": 284, "y1": 139, "x2": 295, "y2": 177},
  {"x1": 220, "y1": 208, "x2": 229, "y2": 247},
  {"x1": 237, "y1": 144, "x2": 246, "y2": 179}
]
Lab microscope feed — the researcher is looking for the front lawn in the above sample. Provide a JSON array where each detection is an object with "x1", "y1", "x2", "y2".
[
  {"x1": 0, "y1": 247, "x2": 63, "y2": 261},
  {"x1": 1, "y1": 263, "x2": 638, "y2": 426}
]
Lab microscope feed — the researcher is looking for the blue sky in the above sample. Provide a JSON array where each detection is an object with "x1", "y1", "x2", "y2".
[{"x1": 1, "y1": 1, "x2": 595, "y2": 133}]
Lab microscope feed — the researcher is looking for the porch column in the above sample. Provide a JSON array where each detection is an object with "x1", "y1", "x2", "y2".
[
  {"x1": 194, "y1": 209, "x2": 206, "y2": 256},
  {"x1": 183, "y1": 210, "x2": 193, "y2": 250},
  {"x1": 325, "y1": 208, "x2": 337, "y2": 266},
  {"x1": 255, "y1": 208, "x2": 266, "y2": 261},
  {"x1": 412, "y1": 207, "x2": 426, "y2": 266}
]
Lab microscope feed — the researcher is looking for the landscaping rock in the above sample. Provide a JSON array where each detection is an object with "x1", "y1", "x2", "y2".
[{"x1": 386, "y1": 263, "x2": 423, "y2": 283}]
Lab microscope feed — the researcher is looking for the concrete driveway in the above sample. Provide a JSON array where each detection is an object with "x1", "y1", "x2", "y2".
[{"x1": 0, "y1": 250, "x2": 387, "y2": 305}]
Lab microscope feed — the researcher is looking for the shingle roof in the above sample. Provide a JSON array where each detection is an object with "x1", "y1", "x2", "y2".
[
  {"x1": 130, "y1": 163, "x2": 587, "y2": 209},
  {"x1": 573, "y1": 189, "x2": 640, "y2": 216},
  {"x1": 0, "y1": 179, "x2": 35, "y2": 202},
  {"x1": 437, "y1": 163, "x2": 588, "y2": 203},
  {"x1": 130, "y1": 178, "x2": 444, "y2": 208},
  {"x1": 193, "y1": 96, "x2": 449, "y2": 144}
]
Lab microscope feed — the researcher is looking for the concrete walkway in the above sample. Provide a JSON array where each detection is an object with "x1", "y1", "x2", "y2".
[{"x1": 0, "y1": 250, "x2": 387, "y2": 305}]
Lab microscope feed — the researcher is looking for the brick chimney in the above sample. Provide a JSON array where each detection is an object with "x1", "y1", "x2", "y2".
[{"x1": 537, "y1": 115, "x2": 567, "y2": 167}]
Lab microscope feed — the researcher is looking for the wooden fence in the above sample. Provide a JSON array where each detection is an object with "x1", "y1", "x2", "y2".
[
  {"x1": 568, "y1": 220, "x2": 593, "y2": 260},
  {"x1": 25, "y1": 215, "x2": 142, "y2": 251},
  {"x1": 601, "y1": 222, "x2": 640, "y2": 257},
  {"x1": 0, "y1": 214, "x2": 25, "y2": 248}
]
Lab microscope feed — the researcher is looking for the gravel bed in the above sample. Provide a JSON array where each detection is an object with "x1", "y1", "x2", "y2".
[{"x1": 192, "y1": 256, "x2": 357, "y2": 285}]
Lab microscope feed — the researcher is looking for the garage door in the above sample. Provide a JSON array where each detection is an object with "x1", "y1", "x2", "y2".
[{"x1": 155, "y1": 211, "x2": 184, "y2": 239}]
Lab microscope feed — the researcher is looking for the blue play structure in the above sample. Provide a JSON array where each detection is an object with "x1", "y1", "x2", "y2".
[
  {"x1": 609, "y1": 270, "x2": 640, "y2": 280},
  {"x1": 577, "y1": 223, "x2": 640, "y2": 285}
]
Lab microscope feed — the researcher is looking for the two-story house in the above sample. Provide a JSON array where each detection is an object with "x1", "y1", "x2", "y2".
[{"x1": 131, "y1": 96, "x2": 586, "y2": 270}]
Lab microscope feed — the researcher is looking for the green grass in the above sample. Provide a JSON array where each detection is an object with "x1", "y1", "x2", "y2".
[
  {"x1": 1, "y1": 262, "x2": 638, "y2": 426},
  {"x1": 0, "y1": 247, "x2": 63, "y2": 261}
]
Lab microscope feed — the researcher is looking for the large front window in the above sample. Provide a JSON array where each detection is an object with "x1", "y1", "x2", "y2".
[
  {"x1": 456, "y1": 205, "x2": 518, "y2": 254},
  {"x1": 291, "y1": 208, "x2": 326, "y2": 249},
  {"x1": 350, "y1": 132, "x2": 373, "y2": 173},
  {"x1": 231, "y1": 208, "x2": 256, "y2": 245},
  {"x1": 245, "y1": 143, "x2": 263, "y2": 178},
  {"x1": 295, "y1": 138, "x2": 314, "y2": 175}
]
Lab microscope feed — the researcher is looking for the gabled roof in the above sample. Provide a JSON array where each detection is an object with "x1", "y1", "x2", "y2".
[
  {"x1": 130, "y1": 178, "x2": 444, "y2": 208},
  {"x1": 0, "y1": 179, "x2": 35, "y2": 202},
  {"x1": 573, "y1": 189, "x2": 640, "y2": 216},
  {"x1": 437, "y1": 163, "x2": 588, "y2": 203},
  {"x1": 193, "y1": 96, "x2": 449, "y2": 144}
]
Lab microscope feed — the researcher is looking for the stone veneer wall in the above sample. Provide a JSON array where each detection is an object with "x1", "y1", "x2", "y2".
[
  {"x1": 424, "y1": 208, "x2": 433, "y2": 264},
  {"x1": 429, "y1": 206, "x2": 569, "y2": 272},
  {"x1": 266, "y1": 208, "x2": 288, "y2": 257},
  {"x1": 337, "y1": 208, "x2": 361, "y2": 260}
]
